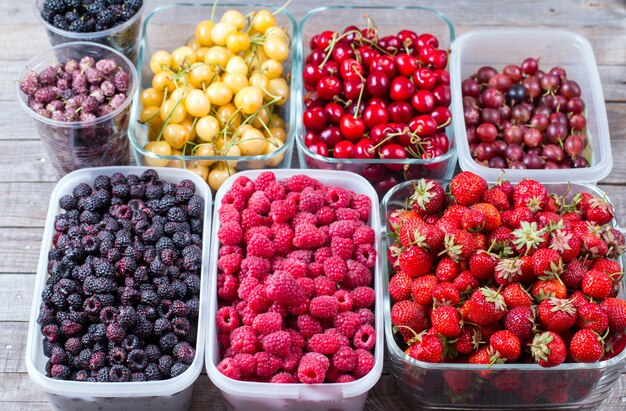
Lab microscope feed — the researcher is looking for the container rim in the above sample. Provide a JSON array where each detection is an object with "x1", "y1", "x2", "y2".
[
  {"x1": 25, "y1": 166, "x2": 211, "y2": 397},
  {"x1": 16, "y1": 41, "x2": 138, "y2": 128},
  {"x1": 381, "y1": 178, "x2": 626, "y2": 371}
]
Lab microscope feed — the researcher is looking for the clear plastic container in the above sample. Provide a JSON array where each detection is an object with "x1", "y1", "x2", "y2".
[
  {"x1": 381, "y1": 180, "x2": 626, "y2": 409},
  {"x1": 206, "y1": 169, "x2": 384, "y2": 411},
  {"x1": 26, "y1": 166, "x2": 212, "y2": 411},
  {"x1": 128, "y1": 3, "x2": 296, "y2": 191},
  {"x1": 16, "y1": 42, "x2": 137, "y2": 178},
  {"x1": 33, "y1": 0, "x2": 145, "y2": 63},
  {"x1": 450, "y1": 29, "x2": 613, "y2": 183},
  {"x1": 295, "y1": 6, "x2": 457, "y2": 197}
]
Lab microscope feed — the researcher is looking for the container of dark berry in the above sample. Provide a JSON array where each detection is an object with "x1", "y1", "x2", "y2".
[
  {"x1": 450, "y1": 29, "x2": 613, "y2": 183},
  {"x1": 25, "y1": 166, "x2": 211, "y2": 411},
  {"x1": 17, "y1": 42, "x2": 137, "y2": 178},
  {"x1": 34, "y1": 0, "x2": 145, "y2": 63},
  {"x1": 295, "y1": 6, "x2": 457, "y2": 197}
]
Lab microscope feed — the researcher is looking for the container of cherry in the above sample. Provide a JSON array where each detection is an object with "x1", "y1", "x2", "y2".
[
  {"x1": 17, "y1": 42, "x2": 137, "y2": 178},
  {"x1": 205, "y1": 170, "x2": 384, "y2": 411},
  {"x1": 382, "y1": 171, "x2": 626, "y2": 409},
  {"x1": 34, "y1": 0, "x2": 145, "y2": 63},
  {"x1": 26, "y1": 166, "x2": 211, "y2": 411},
  {"x1": 450, "y1": 29, "x2": 612, "y2": 183},
  {"x1": 129, "y1": 2, "x2": 296, "y2": 193},
  {"x1": 296, "y1": 6, "x2": 457, "y2": 197}
]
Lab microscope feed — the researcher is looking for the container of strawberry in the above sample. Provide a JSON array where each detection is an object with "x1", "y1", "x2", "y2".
[
  {"x1": 382, "y1": 171, "x2": 626, "y2": 409},
  {"x1": 295, "y1": 6, "x2": 457, "y2": 198}
]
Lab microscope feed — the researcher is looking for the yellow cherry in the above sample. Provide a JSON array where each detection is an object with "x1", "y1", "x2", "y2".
[
  {"x1": 149, "y1": 50, "x2": 172, "y2": 74},
  {"x1": 143, "y1": 141, "x2": 172, "y2": 167}
]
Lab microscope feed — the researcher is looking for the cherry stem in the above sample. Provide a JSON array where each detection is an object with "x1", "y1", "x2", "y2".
[{"x1": 272, "y1": 0, "x2": 292, "y2": 16}]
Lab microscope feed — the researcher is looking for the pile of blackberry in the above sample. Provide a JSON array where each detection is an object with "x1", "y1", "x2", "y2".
[
  {"x1": 38, "y1": 169, "x2": 205, "y2": 382},
  {"x1": 41, "y1": 0, "x2": 143, "y2": 33}
]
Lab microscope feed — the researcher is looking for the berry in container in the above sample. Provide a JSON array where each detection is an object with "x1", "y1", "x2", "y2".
[
  {"x1": 296, "y1": 5, "x2": 457, "y2": 197},
  {"x1": 381, "y1": 174, "x2": 626, "y2": 409},
  {"x1": 450, "y1": 29, "x2": 612, "y2": 183},
  {"x1": 26, "y1": 166, "x2": 211, "y2": 411},
  {"x1": 206, "y1": 169, "x2": 384, "y2": 411}
]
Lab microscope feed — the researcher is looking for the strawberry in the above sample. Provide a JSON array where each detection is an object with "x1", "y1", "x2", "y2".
[
  {"x1": 574, "y1": 192, "x2": 594, "y2": 215},
  {"x1": 530, "y1": 331, "x2": 567, "y2": 367},
  {"x1": 399, "y1": 245, "x2": 433, "y2": 277},
  {"x1": 581, "y1": 269, "x2": 612, "y2": 300},
  {"x1": 477, "y1": 322, "x2": 503, "y2": 341},
  {"x1": 580, "y1": 232, "x2": 609, "y2": 259},
  {"x1": 391, "y1": 300, "x2": 428, "y2": 341},
  {"x1": 409, "y1": 179, "x2": 447, "y2": 216},
  {"x1": 535, "y1": 211, "x2": 561, "y2": 228},
  {"x1": 570, "y1": 290, "x2": 590, "y2": 311},
  {"x1": 513, "y1": 179, "x2": 548, "y2": 212},
  {"x1": 481, "y1": 188, "x2": 510, "y2": 211},
  {"x1": 461, "y1": 208, "x2": 486, "y2": 232},
  {"x1": 405, "y1": 333, "x2": 443, "y2": 363},
  {"x1": 537, "y1": 298, "x2": 577, "y2": 332},
  {"x1": 570, "y1": 329, "x2": 604, "y2": 363},
  {"x1": 442, "y1": 204, "x2": 469, "y2": 223},
  {"x1": 576, "y1": 303, "x2": 609, "y2": 334},
  {"x1": 601, "y1": 227, "x2": 626, "y2": 259},
  {"x1": 468, "y1": 346, "x2": 494, "y2": 365},
  {"x1": 518, "y1": 255, "x2": 536, "y2": 283},
  {"x1": 585, "y1": 197, "x2": 614, "y2": 225},
  {"x1": 473, "y1": 232, "x2": 488, "y2": 251},
  {"x1": 443, "y1": 370, "x2": 474, "y2": 393},
  {"x1": 531, "y1": 278, "x2": 567, "y2": 301},
  {"x1": 531, "y1": 248, "x2": 561, "y2": 278},
  {"x1": 591, "y1": 258, "x2": 622, "y2": 278},
  {"x1": 452, "y1": 270, "x2": 480, "y2": 295},
  {"x1": 450, "y1": 172, "x2": 488, "y2": 206},
  {"x1": 549, "y1": 228, "x2": 581, "y2": 263},
  {"x1": 465, "y1": 287, "x2": 507, "y2": 326},
  {"x1": 494, "y1": 257, "x2": 523, "y2": 286},
  {"x1": 502, "y1": 283, "x2": 532, "y2": 308},
  {"x1": 503, "y1": 306, "x2": 535, "y2": 342},
  {"x1": 489, "y1": 329, "x2": 521, "y2": 362},
  {"x1": 511, "y1": 221, "x2": 548, "y2": 255},
  {"x1": 492, "y1": 180, "x2": 515, "y2": 202},
  {"x1": 431, "y1": 305, "x2": 462, "y2": 338},
  {"x1": 435, "y1": 256, "x2": 460, "y2": 282},
  {"x1": 471, "y1": 203, "x2": 501, "y2": 232},
  {"x1": 501, "y1": 207, "x2": 535, "y2": 230},
  {"x1": 411, "y1": 275, "x2": 439, "y2": 305},
  {"x1": 398, "y1": 215, "x2": 425, "y2": 248},
  {"x1": 417, "y1": 223, "x2": 445, "y2": 252},
  {"x1": 455, "y1": 325, "x2": 483, "y2": 355},
  {"x1": 603, "y1": 331, "x2": 626, "y2": 360},
  {"x1": 432, "y1": 282, "x2": 460, "y2": 306},
  {"x1": 441, "y1": 230, "x2": 477, "y2": 262},
  {"x1": 388, "y1": 271, "x2": 413, "y2": 302},
  {"x1": 487, "y1": 226, "x2": 514, "y2": 256},
  {"x1": 561, "y1": 258, "x2": 586, "y2": 289},
  {"x1": 469, "y1": 251, "x2": 498, "y2": 280},
  {"x1": 387, "y1": 244, "x2": 402, "y2": 268},
  {"x1": 436, "y1": 216, "x2": 460, "y2": 235},
  {"x1": 491, "y1": 372, "x2": 523, "y2": 394},
  {"x1": 388, "y1": 209, "x2": 421, "y2": 233},
  {"x1": 600, "y1": 297, "x2": 626, "y2": 331}
]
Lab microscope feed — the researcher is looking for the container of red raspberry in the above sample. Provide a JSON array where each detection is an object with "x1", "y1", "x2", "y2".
[
  {"x1": 206, "y1": 170, "x2": 384, "y2": 410},
  {"x1": 17, "y1": 42, "x2": 137, "y2": 178},
  {"x1": 26, "y1": 166, "x2": 211, "y2": 411}
]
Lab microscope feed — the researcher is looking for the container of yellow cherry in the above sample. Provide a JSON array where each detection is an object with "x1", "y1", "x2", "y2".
[{"x1": 129, "y1": 2, "x2": 296, "y2": 192}]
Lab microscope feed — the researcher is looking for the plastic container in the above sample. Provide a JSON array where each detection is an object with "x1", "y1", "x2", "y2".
[
  {"x1": 128, "y1": 3, "x2": 296, "y2": 191},
  {"x1": 295, "y1": 6, "x2": 457, "y2": 197},
  {"x1": 381, "y1": 179, "x2": 626, "y2": 409},
  {"x1": 450, "y1": 29, "x2": 612, "y2": 183},
  {"x1": 16, "y1": 42, "x2": 137, "y2": 178},
  {"x1": 26, "y1": 166, "x2": 212, "y2": 411},
  {"x1": 34, "y1": 0, "x2": 145, "y2": 63},
  {"x1": 206, "y1": 169, "x2": 384, "y2": 411}
]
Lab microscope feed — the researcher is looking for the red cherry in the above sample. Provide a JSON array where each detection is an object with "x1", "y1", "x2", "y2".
[
  {"x1": 411, "y1": 90, "x2": 435, "y2": 113},
  {"x1": 354, "y1": 138, "x2": 376, "y2": 159},
  {"x1": 303, "y1": 91, "x2": 324, "y2": 109},
  {"x1": 339, "y1": 114, "x2": 366, "y2": 142},
  {"x1": 433, "y1": 69, "x2": 450, "y2": 86},
  {"x1": 309, "y1": 34, "x2": 320, "y2": 50},
  {"x1": 378, "y1": 35, "x2": 401, "y2": 54},
  {"x1": 333, "y1": 140, "x2": 355, "y2": 159},
  {"x1": 367, "y1": 97, "x2": 388, "y2": 108},
  {"x1": 316, "y1": 76, "x2": 341, "y2": 100},
  {"x1": 412, "y1": 67, "x2": 436, "y2": 90},
  {"x1": 397, "y1": 29, "x2": 419, "y2": 49},
  {"x1": 369, "y1": 55, "x2": 397, "y2": 78},
  {"x1": 379, "y1": 144, "x2": 407, "y2": 170},
  {"x1": 431, "y1": 106, "x2": 452, "y2": 127},
  {"x1": 339, "y1": 59, "x2": 363, "y2": 80},
  {"x1": 342, "y1": 25, "x2": 360, "y2": 43},
  {"x1": 303, "y1": 131, "x2": 319, "y2": 147},
  {"x1": 416, "y1": 33, "x2": 439, "y2": 48},
  {"x1": 306, "y1": 48, "x2": 326, "y2": 65},
  {"x1": 317, "y1": 31, "x2": 336, "y2": 49},
  {"x1": 361, "y1": 27, "x2": 377, "y2": 42},
  {"x1": 319, "y1": 126, "x2": 342, "y2": 148},
  {"x1": 342, "y1": 76, "x2": 364, "y2": 100},
  {"x1": 390, "y1": 76, "x2": 416, "y2": 101},
  {"x1": 432, "y1": 85, "x2": 451, "y2": 107},
  {"x1": 303, "y1": 64, "x2": 324, "y2": 87},
  {"x1": 432, "y1": 132, "x2": 450, "y2": 152},
  {"x1": 363, "y1": 104, "x2": 389, "y2": 129},
  {"x1": 345, "y1": 101, "x2": 367, "y2": 117},
  {"x1": 394, "y1": 124, "x2": 413, "y2": 147},
  {"x1": 421, "y1": 146, "x2": 447, "y2": 172},
  {"x1": 332, "y1": 43, "x2": 355, "y2": 63},
  {"x1": 428, "y1": 49, "x2": 448, "y2": 70},
  {"x1": 303, "y1": 107, "x2": 328, "y2": 132},
  {"x1": 417, "y1": 45, "x2": 435, "y2": 66},
  {"x1": 376, "y1": 176, "x2": 402, "y2": 194},
  {"x1": 321, "y1": 61, "x2": 339, "y2": 77},
  {"x1": 357, "y1": 46, "x2": 380, "y2": 67},
  {"x1": 324, "y1": 102, "x2": 344, "y2": 126},
  {"x1": 366, "y1": 72, "x2": 390, "y2": 98},
  {"x1": 409, "y1": 115, "x2": 438, "y2": 137},
  {"x1": 369, "y1": 123, "x2": 393, "y2": 145},
  {"x1": 308, "y1": 141, "x2": 329, "y2": 157},
  {"x1": 388, "y1": 101, "x2": 413, "y2": 123}
]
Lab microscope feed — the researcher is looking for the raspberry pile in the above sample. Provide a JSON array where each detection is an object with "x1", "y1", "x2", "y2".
[
  {"x1": 37, "y1": 170, "x2": 204, "y2": 382},
  {"x1": 388, "y1": 171, "x2": 626, "y2": 372},
  {"x1": 214, "y1": 172, "x2": 377, "y2": 384},
  {"x1": 41, "y1": 0, "x2": 143, "y2": 33}
]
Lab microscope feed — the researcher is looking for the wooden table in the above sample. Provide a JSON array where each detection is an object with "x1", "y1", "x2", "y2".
[{"x1": 2, "y1": 0, "x2": 626, "y2": 409}]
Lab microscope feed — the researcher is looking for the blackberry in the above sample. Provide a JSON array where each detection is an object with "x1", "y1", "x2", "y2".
[
  {"x1": 175, "y1": 182, "x2": 195, "y2": 202},
  {"x1": 170, "y1": 300, "x2": 189, "y2": 317},
  {"x1": 106, "y1": 322, "x2": 126, "y2": 344},
  {"x1": 98, "y1": 239, "x2": 114, "y2": 256},
  {"x1": 105, "y1": 218, "x2": 120, "y2": 231},
  {"x1": 89, "y1": 351, "x2": 106, "y2": 371},
  {"x1": 72, "y1": 369, "x2": 90, "y2": 381},
  {"x1": 153, "y1": 318, "x2": 171, "y2": 336},
  {"x1": 140, "y1": 289, "x2": 159, "y2": 306},
  {"x1": 124, "y1": 244, "x2": 142, "y2": 261},
  {"x1": 133, "y1": 266, "x2": 149, "y2": 284},
  {"x1": 93, "y1": 175, "x2": 111, "y2": 190},
  {"x1": 66, "y1": 209, "x2": 80, "y2": 222},
  {"x1": 50, "y1": 293, "x2": 68, "y2": 310},
  {"x1": 162, "y1": 182, "x2": 177, "y2": 196},
  {"x1": 93, "y1": 259, "x2": 114, "y2": 278},
  {"x1": 54, "y1": 216, "x2": 71, "y2": 232},
  {"x1": 156, "y1": 283, "x2": 175, "y2": 300},
  {"x1": 64, "y1": 337, "x2": 82, "y2": 355},
  {"x1": 140, "y1": 169, "x2": 159, "y2": 183},
  {"x1": 187, "y1": 195, "x2": 204, "y2": 218},
  {"x1": 81, "y1": 235, "x2": 99, "y2": 253},
  {"x1": 129, "y1": 184, "x2": 145, "y2": 199},
  {"x1": 167, "y1": 207, "x2": 186, "y2": 222},
  {"x1": 99, "y1": 306, "x2": 118, "y2": 324},
  {"x1": 88, "y1": 323, "x2": 107, "y2": 342},
  {"x1": 83, "y1": 296, "x2": 102, "y2": 318},
  {"x1": 109, "y1": 365, "x2": 131, "y2": 382},
  {"x1": 137, "y1": 303, "x2": 157, "y2": 319},
  {"x1": 183, "y1": 274, "x2": 201, "y2": 295},
  {"x1": 50, "y1": 346, "x2": 68, "y2": 365},
  {"x1": 149, "y1": 258, "x2": 166, "y2": 276},
  {"x1": 158, "y1": 355, "x2": 174, "y2": 376},
  {"x1": 50, "y1": 364, "x2": 71, "y2": 379},
  {"x1": 155, "y1": 237, "x2": 174, "y2": 252},
  {"x1": 80, "y1": 210, "x2": 101, "y2": 224},
  {"x1": 115, "y1": 229, "x2": 132, "y2": 248},
  {"x1": 64, "y1": 10, "x2": 78, "y2": 22},
  {"x1": 44, "y1": 0, "x2": 68, "y2": 13},
  {"x1": 73, "y1": 183, "x2": 92, "y2": 198},
  {"x1": 120, "y1": 287, "x2": 139, "y2": 306},
  {"x1": 59, "y1": 194, "x2": 78, "y2": 210},
  {"x1": 78, "y1": 348, "x2": 93, "y2": 366},
  {"x1": 93, "y1": 189, "x2": 111, "y2": 208},
  {"x1": 52, "y1": 14, "x2": 69, "y2": 30},
  {"x1": 190, "y1": 218, "x2": 203, "y2": 235},
  {"x1": 112, "y1": 183, "x2": 130, "y2": 199},
  {"x1": 117, "y1": 306, "x2": 137, "y2": 329},
  {"x1": 121, "y1": 334, "x2": 142, "y2": 352},
  {"x1": 167, "y1": 265, "x2": 181, "y2": 279},
  {"x1": 48, "y1": 248, "x2": 64, "y2": 261},
  {"x1": 67, "y1": 293, "x2": 83, "y2": 310},
  {"x1": 96, "y1": 366, "x2": 110, "y2": 382},
  {"x1": 43, "y1": 340, "x2": 57, "y2": 357},
  {"x1": 142, "y1": 226, "x2": 162, "y2": 244},
  {"x1": 37, "y1": 307, "x2": 56, "y2": 326},
  {"x1": 144, "y1": 344, "x2": 161, "y2": 362},
  {"x1": 132, "y1": 315, "x2": 153, "y2": 338},
  {"x1": 41, "y1": 8, "x2": 55, "y2": 23},
  {"x1": 186, "y1": 297, "x2": 200, "y2": 318},
  {"x1": 145, "y1": 184, "x2": 162, "y2": 200},
  {"x1": 126, "y1": 174, "x2": 140, "y2": 185},
  {"x1": 159, "y1": 332, "x2": 178, "y2": 353},
  {"x1": 172, "y1": 231, "x2": 192, "y2": 249},
  {"x1": 172, "y1": 281, "x2": 187, "y2": 299},
  {"x1": 182, "y1": 245, "x2": 201, "y2": 271},
  {"x1": 108, "y1": 346, "x2": 127, "y2": 365},
  {"x1": 145, "y1": 199, "x2": 160, "y2": 212},
  {"x1": 116, "y1": 256, "x2": 137, "y2": 276},
  {"x1": 96, "y1": 293, "x2": 116, "y2": 307},
  {"x1": 125, "y1": 0, "x2": 143, "y2": 11},
  {"x1": 110, "y1": 172, "x2": 126, "y2": 185},
  {"x1": 97, "y1": 8, "x2": 115, "y2": 26},
  {"x1": 170, "y1": 362, "x2": 189, "y2": 378},
  {"x1": 171, "y1": 317, "x2": 191, "y2": 338},
  {"x1": 65, "y1": 0, "x2": 80, "y2": 8},
  {"x1": 144, "y1": 362, "x2": 161, "y2": 381},
  {"x1": 131, "y1": 372, "x2": 146, "y2": 382},
  {"x1": 80, "y1": 333, "x2": 94, "y2": 349}
]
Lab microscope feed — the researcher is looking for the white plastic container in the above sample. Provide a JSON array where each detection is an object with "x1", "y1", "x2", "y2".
[
  {"x1": 450, "y1": 29, "x2": 612, "y2": 183},
  {"x1": 26, "y1": 166, "x2": 212, "y2": 411},
  {"x1": 206, "y1": 169, "x2": 384, "y2": 411}
]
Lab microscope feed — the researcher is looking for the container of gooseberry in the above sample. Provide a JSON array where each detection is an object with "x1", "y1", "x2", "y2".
[
  {"x1": 17, "y1": 41, "x2": 137, "y2": 178},
  {"x1": 381, "y1": 179, "x2": 626, "y2": 409},
  {"x1": 450, "y1": 29, "x2": 613, "y2": 183},
  {"x1": 295, "y1": 5, "x2": 457, "y2": 197},
  {"x1": 129, "y1": 3, "x2": 296, "y2": 193},
  {"x1": 34, "y1": 0, "x2": 145, "y2": 63},
  {"x1": 26, "y1": 166, "x2": 211, "y2": 411}
]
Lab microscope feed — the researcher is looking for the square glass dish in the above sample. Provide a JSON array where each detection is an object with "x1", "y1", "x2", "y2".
[
  {"x1": 295, "y1": 5, "x2": 457, "y2": 196},
  {"x1": 129, "y1": 3, "x2": 297, "y2": 192},
  {"x1": 26, "y1": 166, "x2": 212, "y2": 411},
  {"x1": 381, "y1": 179, "x2": 626, "y2": 409},
  {"x1": 450, "y1": 29, "x2": 612, "y2": 183}
]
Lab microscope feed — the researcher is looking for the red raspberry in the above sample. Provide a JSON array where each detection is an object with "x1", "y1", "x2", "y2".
[
  {"x1": 335, "y1": 289, "x2": 354, "y2": 312},
  {"x1": 218, "y1": 331, "x2": 230, "y2": 348},
  {"x1": 314, "y1": 246, "x2": 333, "y2": 264},
  {"x1": 336, "y1": 374, "x2": 355, "y2": 383},
  {"x1": 325, "y1": 365, "x2": 341, "y2": 383},
  {"x1": 326, "y1": 186, "x2": 353, "y2": 209},
  {"x1": 271, "y1": 222, "x2": 295, "y2": 255},
  {"x1": 354, "y1": 349, "x2": 375, "y2": 378},
  {"x1": 240, "y1": 209, "x2": 265, "y2": 232},
  {"x1": 266, "y1": 272, "x2": 307, "y2": 306},
  {"x1": 344, "y1": 260, "x2": 372, "y2": 289},
  {"x1": 254, "y1": 351, "x2": 282, "y2": 377},
  {"x1": 297, "y1": 314, "x2": 323, "y2": 339},
  {"x1": 351, "y1": 194, "x2": 372, "y2": 222},
  {"x1": 267, "y1": 301, "x2": 289, "y2": 318},
  {"x1": 335, "y1": 207, "x2": 360, "y2": 221},
  {"x1": 334, "y1": 311, "x2": 362, "y2": 339},
  {"x1": 325, "y1": 328, "x2": 350, "y2": 347},
  {"x1": 307, "y1": 261, "x2": 324, "y2": 278},
  {"x1": 314, "y1": 275, "x2": 336, "y2": 296},
  {"x1": 389, "y1": 272, "x2": 413, "y2": 302},
  {"x1": 246, "y1": 234, "x2": 275, "y2": 259},
  {"x1": 316, "y1": 206, "x2": 336, "y2": 225},
  {"x1": 231, "y1": 175, "x2": 256, "y2": 198},
  {"x1": 351, "y1": 287, "x2": 376, "y2": 309},
  {"x1": 218, "y1": 221, "x2": 243, "y2": 246},
  {"x1": 293, "y1": 223, "x2": 325, "y2": 249},
  {"x1": 292, "y1": 211, "x2": 318, "y2": 227},
  {"x1": 247, "y1": 191, "x2": 271, "y2": 215},
  {"x1": 286, "y1": 174, "x2": 320, "y2": 192},
  {"x1": 252, "y1": 312, "x2": 283, "y2": 335},
  {"x1": 354, "y1": 324, "x2": 376, "y2": 350},
  {"x1": 233, "y1": 353, "x2": 256, "y2": 377},
  {"x1": 287, "y1": 249, "x2": 314, "y2": 264},
  {"x1": 262, "y1": 330, "x2": 292, "y2": 356},
  {"x1": 217, "y1": 274, "x2": 239, "y2": 301},
  {"x1": 270, "y1": 199, "x2": 297, "y2": 223},
  {"x1": 288, "y1": 329, "x2": 306, "y2": 349},
  {"x1": 309, "y1": 295, "x2": 339, "y2": 319},
  {"x1": 246, "y1": 285, "x2": 271, "y2": 313},
  {"x1": 243, "y1": 226, "x2": 272, "y2": 244},
  {"x1": 254, "y1": 171, "x2": 276, "y2": 191},
  {"x1": 270, "y1": 372, "x2": 298, "y2": 383},
  {"x1": 297, "y1": 352, "x2": 330, "y2": 384},
  {"x1": 356, "y1": 308, "x2": 375, "y2": 325},
  {"x1": 282, "y1": 346, "x2": 304, "y2": 373},
  {"x1": 216, "y1": 306, "x2": 240, "y2": 333},
  {"x1": 308, "y1": 332, "x2": 339, "y2": 354},
  {"x1": 263, "y1": 182, "x2": 286, "y2": 201},
  {"x1": 331, "y1": 237, "x2": 354, "y2": 260},
  {"x1": 353, "y1": 225, "x2": 375, "y2": 246},
  {"x1": 284, "y1": 257, "x2": 307, "y2": 279},
  {"x1": 237, "y1": 276, "x2": 260, "y2": 300},
  {"x1": 218, "y1": 245, "x2": 242, "y2": 257},
  {"x1": 332, "y1": 346, "x2": 356, "y2": 372},
  {"x1": 323, "y1": 256, "x2": 347, "y2": 282},
  {"x1": 297, "y1": 277, "x2": 315, "y2": 298},
  {"x1": 217, "y1": 357, "x2": 241, "y2": 380},
  {"x1": 319, "y1": 225, "x2": 331, "y2": 246},
  {"x1": 240, "y1": 256, "x2": 270, "y2": 280},
  {"x1": 230, "y1": 326, "x2": 258, "y2": 354},
  {"x1": 240, "y1": 306, "x2": 257, "y2": 326},
  {"x1": 218, "y1": 204, "x2": 240, "y2": 224},
  {"x1": 299, "y1": 188, "x2": 324, "y2": 214},
  {"x1": 217, "y1": 252, "x2": 242, "y2": 276},
  {"x1": 353, "y1": 243, "x2": 376, "y2": 268},
  {"x1": 222, "y1": 190, "x2": 246, "y2": 211},
  {"x1": 329, "y1": 220, "x2": 359, "y2": 239}
]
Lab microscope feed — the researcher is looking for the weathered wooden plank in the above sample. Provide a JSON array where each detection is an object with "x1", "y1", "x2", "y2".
[
  {"x1": 0, "y1": 274, "x2": 34, "y2": 323},
  {"x1": 0, "y1": 322, "x2": 29, "y2": 374},
  {"x1": 0, "y1": 229, "x2": 43, "y2": 274},
  {"x1": 0, "y1": 182, "x2": 52, "y2": 227}
]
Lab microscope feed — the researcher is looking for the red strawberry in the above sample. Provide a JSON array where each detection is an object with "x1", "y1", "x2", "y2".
[
  {"x1": 570, "y1": 329, "x2": 604, "y2": 363},
  {"x1": 501, "y1": 207, "x2": 535, "y2": 230},
  {"x1": 487, "y1": 226, "x2": 514, "y2": 253},
  {"x1": 389, "y1": 209, "x2": 421, "y2": 233},
  {"x1": 600, "y1": 297, "x2": 626, "y2": 331},
  {"x1": 387, "y1": 244, "x2": 402, "y2": 268},
  {"x1": 531, "y1": 248, "x2": 561, "y2": 278},
  {"x1": 469, "y1": 251, "x2": 498, "y2": 280},
  {"x1": 391, "y1": 300, "x2": 428, "y2": 341},
  {"x1": 442, "y1": 204, "x2": 469, "y2": 223},
  {"x1": 432, "y1": 282, "x2": 460, "y2": 306},
  {"x1": 603, "y1": 331, "x2": 626, "y2": 360},
  {"x1": 474, "y1": 232, "x2": 488, "y2": 251},
  {"x1": 581, "y1": 269, "x2": 612, "y2": 300},
  {"x1": 503, "y1": 306, "x2": 535, "y2": 342},
  {"x1": 477, "y1": 322, "x2": 503, "y2": 341},
  {"x1": 461, "y1": 208, "x2": 486, "y2": 232},
  {"x1": 465, "y1": 287, "x2": 508, "y2": 326},
  {"x1": 561, "y1": 259, "x2": 586, "y2": 289},
  {"x1": 535, "y1": 211, "x2": 560, "y2": 227},
  {"x1": 601, "y1": 227, "x2": 626, "y2": 259},
  {"x1": 580, "y1": 232, "x2": 609, "y2": 259},
  {"x1": 441, "y1": 230, "x2": 477, "y2": 262},
  {"x1": 530, "y1": 331, "x2": 567, "y2": 367},
  {"x1": 411, "y1": 275, "x2": 439, "y2": 305},
  {"x1": 518, "y1": 255, "x2": 535, "y2": 283},
  {"x1": 443, "y1": 370, "x2": 474, "y2": 393},
  {"x1": 398, "y1": 215, "x2": 425, "y2": 248},
  {"x1": 537, "y1": 298, "x2": 577, "y2": 332},
  {"x1": 468, "y1": 346, "x2": 494, "y2": 366},
  {"x1": 455, "y1": 325, "x2": 483, "y2": 355},
  {"x1": 591, "y1": 258, "x2": 622, "y2": 278},
  {"x1": 489, "y1": 329, "x2": 521, "y2": 362},
  {"x1": 452, "y1": 270, "x2": 480, "y2": 295},
  {"x1": 574, "y1": 192, "x2": 594, "y2": 214},
  {"x1": 399, "y1": 245, "x2": 433, "y2": 277},
  {"x1": 570, "y1": 290, "x2": 590, "y2": 311},
  {"x1": 481, "y1": 188, "x2": 510, "y2": 211},
  {"x1": 405, "y1": 333, "x2": 443, "y2": 363},
  {"x1": 511, "y1": 221, "x2": 548, "y2": 255},
  {"x1": 494, "y1": 258, "x2": 523, "y2": 286},
  {"x1": 576, "y1": 303, "x2": 609, "y2": 334},
  {"x1": 585, "y1": 197, "x2": 614, "y2": 226},
  {"x1": 409, "y1": 179, "x2": 447, "y2": 216},
  {"x1": 472, "y1": 203, "x2": 501, "y2": 232},
  {"x1": 388, "y1": 271, "x2": 413, "y2": 302},
  {"x1": 435, "y1": 256, "x2": 460, "y2": 282},
  {"x1": 436, "y1": 216, "x2": 460, "y2": 234},
  {"x1": 513, "y1": 179, "x2": 549, "y2": 212},
  {"x1": 450, "y1": 171, "x2": 488, "y2": 206},
  {"x1": 531, "y1": 278, "x2": 567, "y2": 301},
  {"x1": 549, "y1": 228, "x2": 581, "y2": 263},
  {"x1": 431, "y1": 305, "x2": 462, "y2": 338},
  {"x1": 502, "y1": 283, "x2": 532, "y2": 308}
]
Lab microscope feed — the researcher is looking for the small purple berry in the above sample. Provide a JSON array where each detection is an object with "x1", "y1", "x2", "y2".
[
  {"x1": 64, "y1": 59, "x2": 79, "y2": 74},
  {"x1": 85, "y1": 67, "x2": 104, "y2": 84},
  {"x1": 101, "y1": 80, "x2": 116, "y2": 97},
  {"x1": 90, "y1": 88, "x2": 105, "y2": 103},
  {"x1": 38, "y1": 66, "x2": 58, "y2": 85},
  {"x1": 96, "y1": 58, "x2": 118, "y2": 75},
  {"x1": 110, "y1": 93, "x2": 127, "y2": 109},
  {"x1": 114, "y1": 69, "x2": 130, "y2": 92},
  {"x1": 79, "y1": 56, "x2": 95, "y2": 70},
  {"x1": 34, "y1": 86, "x2": 61, "y2": 104},
  {"x1": 51, "y1": 110, "x2": 65, "y2": 121}
]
